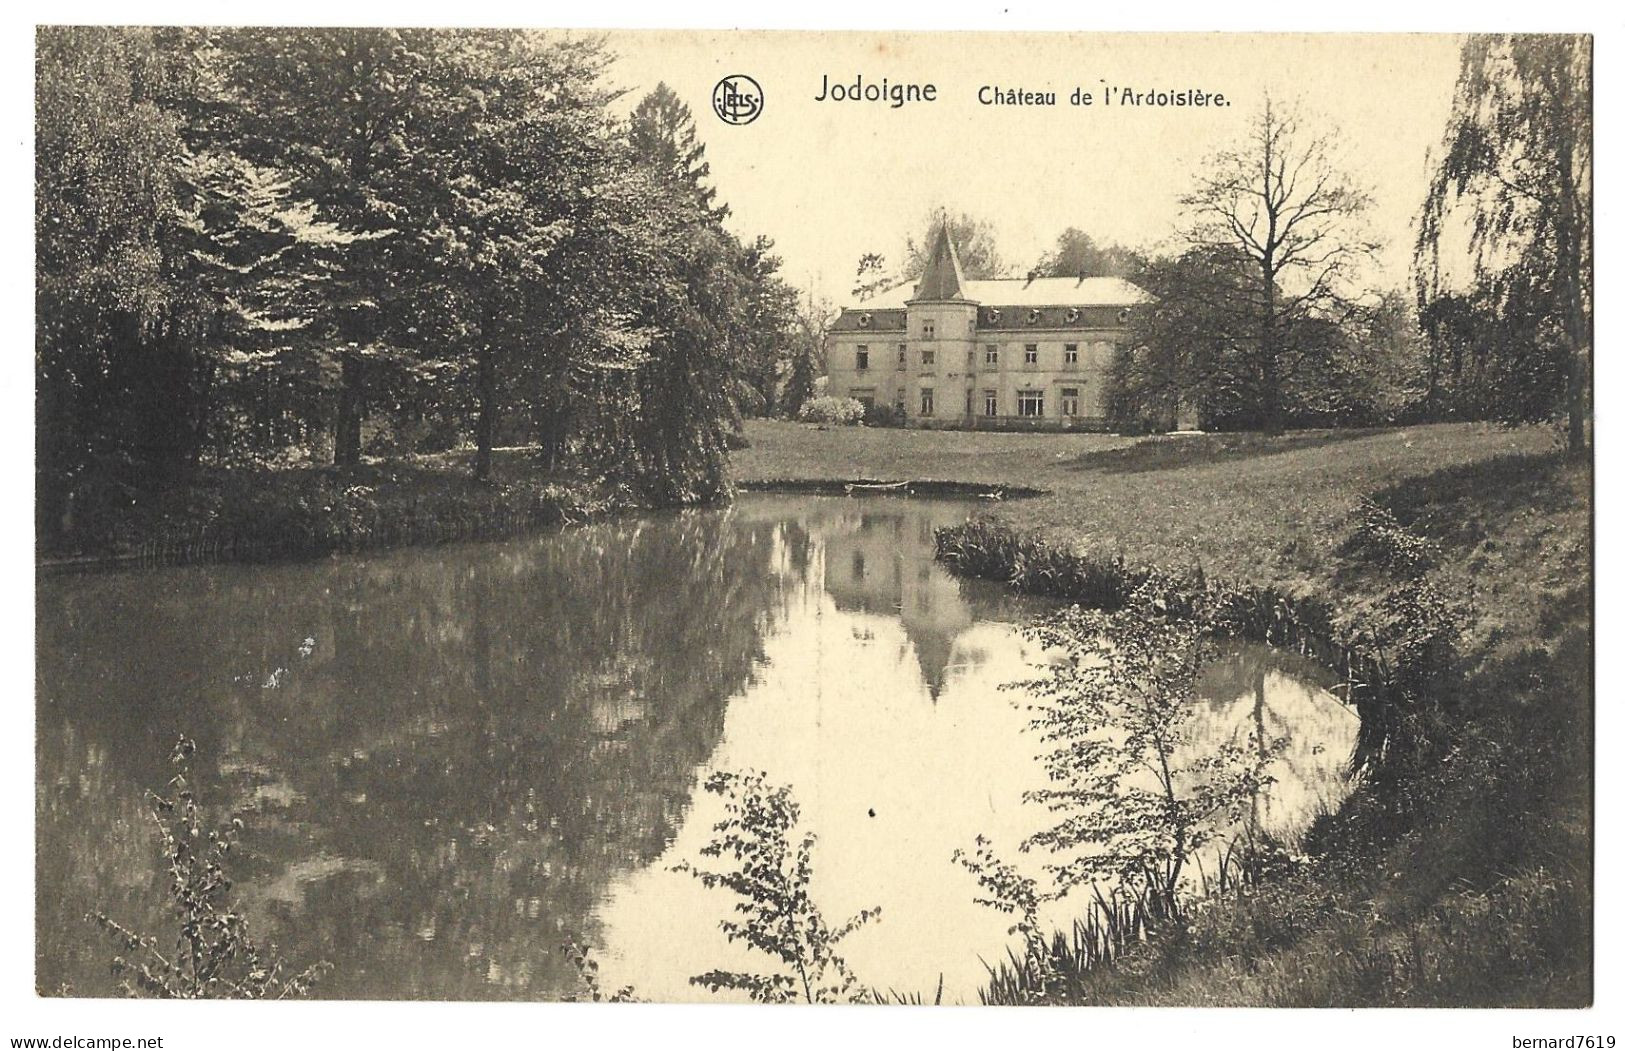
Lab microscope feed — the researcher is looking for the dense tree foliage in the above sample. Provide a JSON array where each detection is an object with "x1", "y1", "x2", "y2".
[
  {"x1": 902, "y1": 209, "x2": 1004, "y2": 280},
  {"x1": 733, "y1": 236, "x2": 803, "y2": 420},
  {"x1": 36, "y1": 29, "x2": 800, "y2": 543},
  {"x1": 1112, "y1": 246, "x2": 1254, "y2": 431},
  {"x1": 1032, "y1": 228, "x2": 1141, "y2": 280},
  {"x1": 1415, "y1": 35, "x2": 1592, "y2": 453},
  {"x1": 38, "y1": 27, "x2": 227, "y2": 535},
  {"x1": 1114, "y1": 249, "x2": 1426, "y2": 432}
]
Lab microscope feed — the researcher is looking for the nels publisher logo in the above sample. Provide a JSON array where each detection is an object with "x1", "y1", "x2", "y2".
[{"x1": 712, "y1": 75, "x2": 763, "y2": 126}]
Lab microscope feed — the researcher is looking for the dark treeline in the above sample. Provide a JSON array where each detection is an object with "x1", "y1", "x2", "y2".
[{"x1": 36, "y1": 27, "x2": 805, "y2": 547}]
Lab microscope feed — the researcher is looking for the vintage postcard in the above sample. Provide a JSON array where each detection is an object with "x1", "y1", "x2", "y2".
[{"x1": 26, "y1": 22, "x2": 1596, "y2": 1040}]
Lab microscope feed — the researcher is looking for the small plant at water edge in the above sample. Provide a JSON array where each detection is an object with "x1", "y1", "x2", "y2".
[
  {"x1": 562, "y1": 938, "x2": 642, "y2": 1003},
  {"x1": 1011, "y1": 583, "x2": 1277, "y2": 910},
  {"x1": 88, "y1": 735, "x2": 330, "y2": 998},
  {"x1": 673, "y1": 769, "x2": 880, "y2": 1003}
]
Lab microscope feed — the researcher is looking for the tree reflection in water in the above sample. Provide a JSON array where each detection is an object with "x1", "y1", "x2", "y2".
[
  {"x1": 37, "y1": 496, "x2": 1357, "y2": 1003},
  {"x1": 39, "y1": 507, "x2": 796, "y2": 999}
]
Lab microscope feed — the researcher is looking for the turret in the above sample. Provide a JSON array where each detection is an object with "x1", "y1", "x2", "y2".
[{"x1": 906, "y1": 226, "x2": 978, "y2": 412}]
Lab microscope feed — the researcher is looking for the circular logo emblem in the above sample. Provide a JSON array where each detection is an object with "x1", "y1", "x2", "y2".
[{"x1": 712, "y1": 75, "x2": 763, "y2": 126}]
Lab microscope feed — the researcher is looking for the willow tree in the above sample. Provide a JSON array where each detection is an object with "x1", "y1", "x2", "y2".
[
  {"x1": 1180, "y1": 97, "x2": 1377, "y2": 435},
  {"x1": 36, "y1": 28, "x2": 313, "y2": 537},
  {"x1": 1416, "y1": 35, "x2": 1592, "y2": 455}
]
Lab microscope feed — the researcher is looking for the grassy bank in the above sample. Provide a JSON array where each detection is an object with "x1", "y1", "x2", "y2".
[
  {"x1": 734, "y1": 419, "x2": 1592, "y2": 1006},
  {"x1": 39, "y1": 451, "x2": 628, "y2": 569}
]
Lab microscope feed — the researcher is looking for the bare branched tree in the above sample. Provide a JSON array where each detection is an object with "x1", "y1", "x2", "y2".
[{"x1": 1181, "y1": 97, "x2": 1378, "y2": 434}]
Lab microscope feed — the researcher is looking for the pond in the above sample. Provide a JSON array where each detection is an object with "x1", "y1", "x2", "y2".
[{"x1": 36, "y1": 494, "x2": 1358, "y2": 1003}]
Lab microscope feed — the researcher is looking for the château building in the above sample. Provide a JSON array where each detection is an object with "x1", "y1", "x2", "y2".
[{"x1": 825, "y1": 226, "x2": 1149, "y2": 430}]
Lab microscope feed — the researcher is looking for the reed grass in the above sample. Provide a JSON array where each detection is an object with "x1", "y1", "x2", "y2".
[{"x1": 976, "y1": 842, "x2": 1283, "y2": 1005}]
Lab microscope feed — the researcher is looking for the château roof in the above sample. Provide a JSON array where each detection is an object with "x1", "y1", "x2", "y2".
[{"x1": 866, "y1": 275, "x2": 1147, "y2": 310}]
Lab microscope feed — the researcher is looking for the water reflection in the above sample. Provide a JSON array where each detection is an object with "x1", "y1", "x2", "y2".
[{"x1": 37, "y1": 495, "x2": 1355, "y2": 1003}]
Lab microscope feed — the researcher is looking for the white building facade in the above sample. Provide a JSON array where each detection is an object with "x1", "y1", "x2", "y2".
[{"x1": 825, "y1": 228, "x2": 1148, "y2": 431}]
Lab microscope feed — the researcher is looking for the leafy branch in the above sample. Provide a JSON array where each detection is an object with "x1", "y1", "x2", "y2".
[
  {"x1": 88, "y1": 735, "x2": 330, "y2": 999},
  {"x1": 673, "y1": 769, "x2": 879, "y2": 1004}
]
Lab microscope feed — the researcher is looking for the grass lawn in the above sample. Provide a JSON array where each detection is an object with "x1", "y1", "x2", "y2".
[
  {"x1": 733, "y1": 418, "x2": 1593, "y2": 1006},
  {"x1": 735, "y1": 417, "x2": 1589, "y2": 702},
  {"x1": 734, "y1": 420, "x2": 1568, "y2": 609}
]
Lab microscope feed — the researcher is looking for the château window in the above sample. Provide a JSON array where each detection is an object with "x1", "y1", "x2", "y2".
[
  {"x1": 1064, "y1": 343, "x2": 1079, "y2": 365},
  {"x1": 898, "y1": 344, "x2": 907, "y2": 370},
  {"x1": 1060, "y1": 387, "x2": 1080, "y2": 416},
  {"x1": 921, "y1": 347, "x2": 935, "y2": 367},
  {"x1": 984, "y1": 344, "x2": 999, "y2": 366},
  {"x1": 922, "y1": 321, "x2": 936, "y2": 340},
  {"x1": 920, "y1": 387, "x2": 935, "y2": 417},
  {"x1": 1024, "y1": 344, "x2": 1039, "y2": 365},
  {"x1": 983, "y1": 390, "x2": 998, "y2": 417},
  {"x1": 856, "y1": 345, "x2": 869, "y2": 371},
  {"x1": 1018, "y1": 390, "x2": 1045, "y2": 417},
  {"x1": 965, "y1": 389, "x2": 974, "y2": 416}
]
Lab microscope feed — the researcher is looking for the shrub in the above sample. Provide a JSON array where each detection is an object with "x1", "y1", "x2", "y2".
[
  {"x1": 797, "y1": 396, "x2": 865, "y2": 426},
  {"x1": 861, "y1": 402, "x2": 907, "y2": 428},
  {"x1": 89, "y1": 736, "x2": 330, "y2": 998},
  {"x1": 1344, "y1": 498, "x2": 1441, "y2": 578}
]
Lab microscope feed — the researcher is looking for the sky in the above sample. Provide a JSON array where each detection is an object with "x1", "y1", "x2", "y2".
[{"x1": 596, "y1": 31, "x2": 1465, "y2": 306}]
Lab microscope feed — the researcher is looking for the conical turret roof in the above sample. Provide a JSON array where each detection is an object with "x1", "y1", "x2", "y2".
[{"x1": 911, "y1": 224, "x2": 967, "y2": 302}]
